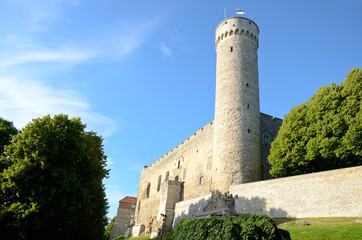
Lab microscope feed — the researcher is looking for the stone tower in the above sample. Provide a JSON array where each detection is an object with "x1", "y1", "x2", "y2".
[{"x1": 212, "y1": 17, "x2": 262, "y2": 193}]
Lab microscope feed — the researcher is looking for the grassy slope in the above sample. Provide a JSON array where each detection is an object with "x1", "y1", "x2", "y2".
[
  {"x1": 126, "y1": 217, "x2": 362, "y2": 240},
  {"x1": 276, "y1": 217, "x2": 362, "y2": 240}
]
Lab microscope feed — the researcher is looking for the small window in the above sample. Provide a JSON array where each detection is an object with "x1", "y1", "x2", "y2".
[
  {"x1": 230, "y1": 46, "x2": 233, "y2": 52},
  {"x1": 165, "y1": 171, "x2": 169, "y2": 180},
  {"x1": 146, "y1": 183, "x2": 151, "y2": 198},
  {"x1": 247, "y1": 104, "x2": 249, "y2": 109},
  {"x1": 180, "y1": 182, "x2": 185, "y2": 201},
  {"x1": 130, "y1": 214, "x2": 134, "y2": 219},
  {"x1": 177, "y1": 161, "x2": 180, "y2": 169},
  {"x1": 157, "y1": 175, "x2": 161, "y2": 192},
  {"x1": 175, "y1": 176, "x2": 179, "y2": 182},
  {"x1": 248, "y1": 129, "x2": 251, "y2": 133},
  {"x1": 132, "y1": 204, "x2": 136, "y2": 208},
  {"x1": 246, "y1": 83, "x2": 249, "y2": 87},
  {"x1": 264, "y1": 135, "x2": 270, "y2": 144},
  {"x1": 199, "y1": 176, "x2": 204, "y2": 184}
]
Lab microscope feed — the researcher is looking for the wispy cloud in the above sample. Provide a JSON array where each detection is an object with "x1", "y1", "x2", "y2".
[
  {"x1": 0, "y1": 77, "x2": 117, "y2": 137},
  {"x1": 0, "y1": 47, "x2": 96, "y2": 67},
  {"x1": 0, "y1": 1, "x2": 117, "y2": 137},
  {"x1": 105, "y1": 185, "x2": 134, "y2": 205},
  {"x1": 160, "y1": 42, "x2": 173, "y2": 56},
  {"x1": 12, "y1": 0, "x2": 80, "y2": 33},
  {"x1": 112, "y1": 17, "x2": 162, "y2": 57}
]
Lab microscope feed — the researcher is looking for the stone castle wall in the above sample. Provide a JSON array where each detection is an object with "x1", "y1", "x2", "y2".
[
  {"x1": 173, "y1": 166, "x2": 362, "y2": 227},
  {"x1": 134, "y1": 121, "x2": 214, "y2": 230},
  {"x1": 132, "y1": 113, "x2": 281, "y2": 236},
  {"x1": 260, "y1": 113, "x2": 283, "y2": 179}
]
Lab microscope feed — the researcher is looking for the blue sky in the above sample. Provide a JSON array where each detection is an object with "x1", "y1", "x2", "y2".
[{"x1": 0, "y1": 0, "x2": 361, "y2": 219}]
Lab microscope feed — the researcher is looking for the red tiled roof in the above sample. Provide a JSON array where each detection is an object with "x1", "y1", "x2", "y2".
[{"x1": 120, "y1": 196, "x2": 137, "y2": 204}]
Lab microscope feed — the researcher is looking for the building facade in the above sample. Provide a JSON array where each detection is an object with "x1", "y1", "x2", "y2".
[
  {"x1": 131, "y1": 16, "x2": 283, "y2": 238},
  {"x1": 111, "y1": 196, "x2": 137, "y2": 239}
]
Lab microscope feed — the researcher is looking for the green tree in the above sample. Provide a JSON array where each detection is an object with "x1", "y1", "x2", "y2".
[
  {"x1": 104, "y1": 216, "x2": 116, "y2": 240},
  {"x1": 0, "y1": 114, "x2": 109, "y2": 240},
  {"x1": 0, "y1": 117, "x2": 19, "y2": 156},
  {"x1": 269, "y1": 68, "x2": 362, "y2": 177}
]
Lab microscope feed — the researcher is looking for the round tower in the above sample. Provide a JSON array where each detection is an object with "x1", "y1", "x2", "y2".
[{"x1": 212, "y1": 17, "x2": 262, "y2": 193}]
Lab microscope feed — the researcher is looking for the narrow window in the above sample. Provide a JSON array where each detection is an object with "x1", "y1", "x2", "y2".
[
  {"x1": 165, "y1": 171, "x2": 169, "y2": 180},
  {"x1": 248, "y1": 129, "x2": 251, "y2": 133},
  {"x1": 157, "y1": 175, "x2": 161, "y2": 192},
  {"x1": 146, "y1": 183, "x2": 151, "y2": 198},
  {"x1": 177, "y1": 160, "x2": 180, "y2": 169},
  {"x1": 175, "y1": 176, "x2": 179, "y2": 182},
  {"x1": 264, "y1": 135, "x2": 270, "y2": 144},
  {"x1": 230, "y1": 46, "x2": 233, "y2": 52},
  {"x1": 246, "y1": 83, "x2": 249, "y2": 87},
  {"x1": 199, "y1": 176, "x2": 204, "y2": 184},
  {"x1": 180, "y1": 182, "x2": 185, "y2": 201},
  {"x1": 247, "y1": 104, "x2": 249, "y2": 109}
]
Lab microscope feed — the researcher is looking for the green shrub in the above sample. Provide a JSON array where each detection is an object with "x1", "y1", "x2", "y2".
[
  {"x1": 113, "y1": 235, "x2": 125, "y2": 240},
  {"x1": 104, "y1": 217, "x2": 116, "y2": 240},
  {"x1": 153, "y1": 231, "x2": 174, "y2": 240},
  {"x1": 173, "y1": 214, "x2": 290, "y2": 240}
]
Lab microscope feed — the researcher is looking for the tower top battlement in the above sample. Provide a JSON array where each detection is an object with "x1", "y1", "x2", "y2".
[{"x1": 215, "y1": 17, "x2": 259, "y2": 49}]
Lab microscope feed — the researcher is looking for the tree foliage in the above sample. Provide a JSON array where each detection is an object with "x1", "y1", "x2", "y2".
[
  {"x1": 0, "y1": 114, "x2": 109, "y2": 240},
  {"x1": 105, "y1": 216, "x2": 116, "y2": 240},
  {"x1": 0, "y1": 117, "x2": 19, "y2": 156},
  {"x1": 269, "y1": 68, "x2": 362, "y2": 177}
]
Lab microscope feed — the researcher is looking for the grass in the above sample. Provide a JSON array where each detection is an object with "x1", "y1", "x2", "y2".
[
  {"x1": 276, "y1": 217, "x2": 362, "y2": 240},
  {"x1": 126, "y1": 236, "x2": 150, "y2": 240},
  {"x1": 125, "y1": 217, "x2": 362, "y2": 240}
]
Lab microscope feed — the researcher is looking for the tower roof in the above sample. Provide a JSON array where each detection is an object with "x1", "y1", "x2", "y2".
[{"x1": 119, "y1": 196, "x2": 137, "y2": 204}]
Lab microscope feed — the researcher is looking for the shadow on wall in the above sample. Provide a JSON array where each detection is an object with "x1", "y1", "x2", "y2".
[
  {"x1": 172, "y1": 190, "x2": 289, "y2": 229},
  {"x1": 234, "y1": 196, "x2": 289, "y2": 218}
]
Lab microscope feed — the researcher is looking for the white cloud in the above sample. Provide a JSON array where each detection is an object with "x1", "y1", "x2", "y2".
[
  {"x1": 112, "y1": 17, "x2": 162, "y2": 57},
  {"x1": 0, "y1": 77, "x2": 117, "y2": 137},
  {"x1": 12, "y1": 0, "x2": 80, "y2": 33},
  {"x1": 160, "y1": 42, "x2": 173, "y2": 56},
  {"x1": 105, "y1": 185, "x2": 134, "y2": 205},
  {"x1": 0, "y1": 47, "x2": 96, "y2": 67}
]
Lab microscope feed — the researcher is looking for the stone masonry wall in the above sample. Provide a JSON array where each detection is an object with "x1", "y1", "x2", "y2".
[
  {"x1": 111, "y1": 202, "x2": 135, "y2": 238},
  {"x1": 133, "y1": 122, "x2": 214, "y2": 233},
  {"x1": 213, "y1": 17, "x2": 262, "y2": 193},
  {"x1": 173, "y1": 166, "x2": 362, "y2": 226},
  {"x1": 133, "y1": 112, "x2": 282, "y2": 236},
  {"x1": 260, "y1": 113, "x2": 283, "y2": 179}
]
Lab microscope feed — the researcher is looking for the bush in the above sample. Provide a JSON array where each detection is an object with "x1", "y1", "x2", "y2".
[
  {"x1": 113, "y1": 235, "x2": 125, "y2": 240},
  {"x1": 153, "y1": 231, "x2": 174, "y2": 240},
  {"x1": 173, "y1": 214, "x2": 290, "y2": 240},
  {"x1": 104, "y1": 217, "x2": 116, "y2": 240}
]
